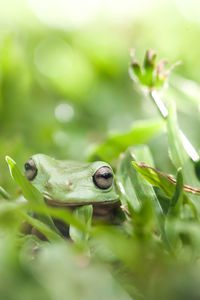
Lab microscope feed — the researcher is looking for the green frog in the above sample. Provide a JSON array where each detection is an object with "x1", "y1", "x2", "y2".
[{"x1": 24, "y1": 154, "x2": 124, "y2": 237}]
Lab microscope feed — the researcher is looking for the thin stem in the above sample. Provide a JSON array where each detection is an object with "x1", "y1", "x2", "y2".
[{"x1": 150, "y1": 89, "x2": 168, "y2": 118}]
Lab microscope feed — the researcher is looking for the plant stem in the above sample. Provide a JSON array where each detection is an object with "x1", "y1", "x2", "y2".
[
  {"x1": 149, "y1": 89, "x2": 199, "y2": 163},
  {"x1": 150, "y1": 90, "x2": 168, "y2": 118}
]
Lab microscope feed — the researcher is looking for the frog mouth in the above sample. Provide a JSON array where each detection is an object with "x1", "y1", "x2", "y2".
[
  {"x1": 44, "y1": 197, "x2": 121, "y2": 220},
  {"x1": 43, "y1": 191, "x2": 119, "y2": 207},
  {"x1": 44, "y1": 197, "x2": 119, "y2": 207}
]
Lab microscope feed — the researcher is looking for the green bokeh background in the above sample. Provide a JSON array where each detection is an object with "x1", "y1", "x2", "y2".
[
  {"x1": 1, "y1": 1, "x2": 200, "y2": 299},
  {"x1": 0, "y1": 0, "x2": 200, "y2": 192}
]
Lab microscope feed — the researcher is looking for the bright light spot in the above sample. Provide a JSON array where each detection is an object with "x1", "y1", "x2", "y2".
[
  {"x1": 179, "y1": 130, "x2": 199, "y2": 162},
  {"x1": 26, "y1": 0, "x2": 100, "y2": 29},
  {"x1": 55, "y1": 103, "x2": 74, "y2": 123},
  {"x1": 27, "y1": 0, "x2": 157, "y2": 29},
  {"x1": 53, "y1": 130, "x2": 69, "y2": 146},
  {"x1": 174, "y1": 0, "x2": 200, "y2": 24},
  {"x1": 100, "y1": 0, "x2": 138, "y2": 24},
  {"x1": 34, "y1": 37, "x2": 73, "y2": 78},
  {"x1": 117, "y1": 182, "x2": 126, "y2": 196}
]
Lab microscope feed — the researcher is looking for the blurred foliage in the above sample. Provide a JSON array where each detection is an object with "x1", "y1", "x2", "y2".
[{"x1": 1, "y1": 0, "x2": 200, "y2": 299}]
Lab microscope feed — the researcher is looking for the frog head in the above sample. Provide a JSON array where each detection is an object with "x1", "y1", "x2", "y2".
[{"x1": 24, "y1": 154, "x2": 119, "y2": 207}]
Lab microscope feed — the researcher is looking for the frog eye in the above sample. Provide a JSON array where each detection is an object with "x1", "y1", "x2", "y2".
[
  {"x1": 24, "y1": 158, "x2": 37, "y2": 181},
  {"x1": 93, "y1": 166, "x2": 113, "y2": 190}
]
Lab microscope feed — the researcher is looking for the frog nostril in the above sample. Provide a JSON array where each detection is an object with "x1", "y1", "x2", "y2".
[{"x1": 65, "y1": 182, "x2": 73, "y2": 191}]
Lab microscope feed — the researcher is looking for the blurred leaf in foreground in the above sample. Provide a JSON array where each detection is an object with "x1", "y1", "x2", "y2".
[
  {"x1": 34, "y1": 242, "x2": 132, "y2": 300},
  {"x1": 69, "y1": 205, "x2": 93, "y2": 244},
  {"x1": 5, "y1": 156, "x2": 60, "y2": 235},
  {"x1": 0, "y1": 186, "x2": 10, "y2": 200}
]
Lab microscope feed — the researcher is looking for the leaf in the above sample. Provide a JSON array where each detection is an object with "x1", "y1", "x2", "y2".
[
  {"x1": 116, "y1": 148, "x2": 142, "y2": 213},
  {"x1": 5, "y1": 156, "x2": 60, "y2": 235},
  {"x1": 87, "y1": 119, "x2": 164, "y2": 162},
  {"x1": 168, "y1": 168, "x2": 183, "y2": 217},
  {"x1": 0, "y1": 186, "x2": 10, "y2": 200},
  {"x1": 28, "y1": 204, "x2": 87, "y2": 233},
  {"x1": 143, "y1": 49, "x2": 157, "y2": 86},
  {"x1": 132, "y1": 162, "x2": 175, "y2": 199},
  {"x1": 18, "y1": 211, "x2": 62, "y2": 243},
  {"x1": 131, "y1": 61, "x2": 142, "y2": 82},
  {"x1": 69, "y1": 205, "x2": 93, "y2": 244},
  {"x1": 0, "y1": 199, "x2": 88, "y2": 241},
  {"x1": 131, "y1": 162, "x2": 200, "y2": 198},
  {"x1": 116, "y1": 146, "x2": 171, "y2": 252},
  {"x1": 166, "y1": 103, "x2": 200, "y2": 217},
  {"x1": 170, "y1": 169, "x2": 183, "y2": 208},
  {"x1": 166, "y1": 103, "x2": 189, "y2": 169},
  {"x1": 195, "y1": 160, "x2": 200, "y2": 181},
  {"x1": 149, "y1": 91, "x2": 199, "y2": 162},
  {"x1": 35, "y1": 239, "x2": 133, "y2": 300}
]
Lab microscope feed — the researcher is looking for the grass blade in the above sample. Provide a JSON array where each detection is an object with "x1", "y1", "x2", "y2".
[
  {"x1": 0, "y1": 186, "x2": 10, "y2": 200},
  {"x1": 116, "y1": 146, "x2": 171, "y2": 252},
  {"x1": 5, "y1": 156, "x2": 60, "y2": 235}
]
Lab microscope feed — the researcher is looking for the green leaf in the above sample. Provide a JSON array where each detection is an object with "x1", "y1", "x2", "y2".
[
  {"x1": 131, "y1": 61, "x2": 143, "y2": 82},
  {"x1": 0, "y1": 186, "x2": 10, "y2": 200},
  {"x1": 28, "y1": 204, "x2": 87, "y2": 233},
  {"x1": 166, "y1": 103, "x2": 200, "y2": 217},
  {"x1": 131, "y1": 161, "x2": 200, "y2": 198},
  {"x1": 87, "y1": 119, "x2": 164, "y2": 162},
  {"x1": 116, "y1": 146, "x2": 171, "y2": 252},
  {"x1": 170, "y1": 169, "x2": 183, "y2": 208},
  {"x1": 5, "y1": 156, "x2": 60, "y2": 235},
  {"x1": 168, "y1": 168, "x2": 183, "y2": 217},
  {"x1": 143, "y1": 49, "x2": 157, "y2": 86},
  {"x1": 18, "y1": 211, "x2": 62, "y2": 243},
  {"x1": 166, "y1": 103, "x2": 188, "y2": 169},
  {"x1": 195, "y1": 160, "x2": 200, "y2": 181},
  {"x1": 116, "y1": 148, "x2": 141, "y2": 213},
  {"x1": 0, "y1": 199, "x2": 87, "y2": 241},
  {"x1": 69, "y1": 205, "x2": 93, "y2": 244},
  {"x1": 132, "y1": 162, "x2": 175, "y2": 199}
]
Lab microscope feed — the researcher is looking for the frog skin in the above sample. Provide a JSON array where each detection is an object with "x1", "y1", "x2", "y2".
[{"x1": 24, "y1": 154, "x2": 124, "y2": 237}]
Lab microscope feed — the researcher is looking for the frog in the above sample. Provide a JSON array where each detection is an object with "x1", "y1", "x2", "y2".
[{"x1": 23, "y1": 154, "x2": 125, "y2": 238}]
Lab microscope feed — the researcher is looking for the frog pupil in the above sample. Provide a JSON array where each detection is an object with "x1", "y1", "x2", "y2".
[
  {"x1": 25, "y1": 162, "x2": 32, "y2": 170},
  {"x1": 99, "y1": 172, "x2": 112, "y2": 179}
]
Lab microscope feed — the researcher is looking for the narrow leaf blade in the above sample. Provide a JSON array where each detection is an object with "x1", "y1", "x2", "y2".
[{"x1": 6, "y1": 156, "x2": 60, "y2": 234}]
